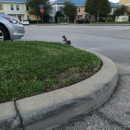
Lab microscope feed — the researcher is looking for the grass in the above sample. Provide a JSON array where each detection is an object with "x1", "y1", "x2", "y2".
[
  {"x1": 90, "y1": 21, "x2": 130, "y2": 24},
  {"x1": 0, "y1": 41, "x2": 101, "y2": 103},
  {"x1": 68, "y1": 21, "x2": 130, "y2": 25}
]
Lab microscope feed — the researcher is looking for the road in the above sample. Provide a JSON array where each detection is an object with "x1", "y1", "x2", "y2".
[{"x1": 22, "y1": 25, "x2": 130, "y2": 130}]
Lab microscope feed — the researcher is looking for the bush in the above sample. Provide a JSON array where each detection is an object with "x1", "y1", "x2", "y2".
[
  {"x1": 29, "y1": 14, "x2": 50, "y2": 24},
  {"x1": 29, "y1": 20, "x2": 42, "y2": 24}
]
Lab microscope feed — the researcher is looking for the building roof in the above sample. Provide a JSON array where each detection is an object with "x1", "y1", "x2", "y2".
[
  {"x1": 54, "y1": 0, "x2": 118, "y2": 7},
  {"x1": 0, "y1": 0, "x2": 26, "y2": 3},
  {"x1": 110, "y1": 2, "x2": 118, "y2": 7},
  {"x1": 54, "y1": 0, "x2": 86, "y2": 6}
]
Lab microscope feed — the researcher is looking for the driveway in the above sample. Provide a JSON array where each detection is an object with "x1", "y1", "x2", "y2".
[{"x1": 22, "y1": 25, "x2": 130, "y2": 130}]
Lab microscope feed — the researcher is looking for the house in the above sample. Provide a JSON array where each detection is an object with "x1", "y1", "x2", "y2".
[
  {"x1": 49, "y1": 0, "x2": 64, "y2": 23},
  {"x1": 0, "y1": 0, "x2": 30, "y2": 21},
  {"x1": 108, "y1": 2, "x2": 118, "y2": 15},
  {"x1": 50, "y1": 0, "x2": 119, "y2": 23},
  {"x1": 0, "y1": 2, "x2": 5, "y2": 14},
  {"x1": 118, "y1": 0, "x2": 130, "y2": 22},
  {"x1": 0, "y1": 0, "x2": 42, "y2": 21},
  {"x1": 0, "y1": 0, "x2": 120, "y2": 23},
  {"x1": 120, "y1": 0, "x2": 130, "y2": 7},
  {"x1": 50, "y1": 0, "x2": 87, "y2": 23}
]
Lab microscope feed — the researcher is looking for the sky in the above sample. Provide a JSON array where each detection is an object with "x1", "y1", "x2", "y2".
[
  {"x1": 50, "y1": 0, "x2": 119, "y2": 3},
  {"x1": 109, "y1": 0, "x2": 119, "y2": 3}
]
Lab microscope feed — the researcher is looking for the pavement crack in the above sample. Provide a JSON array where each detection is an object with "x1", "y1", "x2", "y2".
[
  {"x1": 95, "y1": 110, "x2": 130, "y2": 130},
  {"x1": 14, "y1": 100, "x2": 25, "y2": 130}
]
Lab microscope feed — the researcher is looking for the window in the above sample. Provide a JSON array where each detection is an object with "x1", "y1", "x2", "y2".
[
  {"x1": 0, "y1": 4, "x2": 3, "y2": 10},
  {"x1": 10, "y1": 4, "x2": 14, "y2": 10},
  {"x1": 16, "y1": 5, "x2": 19, "y2": 10},
  {"x1": 26, "y1": 5, "x2": 29, "y2": 11},
  {"x1": 78, "y1": 8, "x2": 80, "y2": 12}
]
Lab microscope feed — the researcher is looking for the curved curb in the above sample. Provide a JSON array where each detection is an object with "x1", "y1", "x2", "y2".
[{"x1": 0, "y1": 53, "x2": 118, "y2": 130}]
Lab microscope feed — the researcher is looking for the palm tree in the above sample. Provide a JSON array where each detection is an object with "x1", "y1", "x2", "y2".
[
  {"x1": 112, "y1": 5, "x2": 129, "y2": 20},
  {"x1": 118, "y1": 5, "x2": 129, "y2": 15}
]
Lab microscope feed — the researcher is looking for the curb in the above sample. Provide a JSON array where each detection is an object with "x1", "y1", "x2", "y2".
[
  {"x1": 36, "y1": 23, "x2": 130, "y2": 26},
  {"x1": 0, "y1": 52, "x2": 118, "y2": 130}
]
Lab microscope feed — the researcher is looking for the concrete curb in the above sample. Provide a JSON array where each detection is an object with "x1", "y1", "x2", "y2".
[
  {"x1": 0, "y1": 52, "x2": 118, "y2": 130},
  {"x1": 37, "y1": 23, "x2": 130, "y2": 26}
]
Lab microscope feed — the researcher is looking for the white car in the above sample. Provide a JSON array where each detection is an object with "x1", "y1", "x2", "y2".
[
  {"x1": 0, "y1": 13, "x2": 25, "y2": 41},
  {"x1": 21, "y1": 20, "x2": 29, "y2": 25}
]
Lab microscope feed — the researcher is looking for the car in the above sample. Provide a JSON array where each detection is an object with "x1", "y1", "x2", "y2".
[
  {"x1": 21, "y1": 20, "x2": 29, "y2": 26},
  {"x1": 0, "y1": 13, "x2": 25, "y2": 41},
  {"x1": 77, "y1": 18, "x2": 90, "y2": 24}
]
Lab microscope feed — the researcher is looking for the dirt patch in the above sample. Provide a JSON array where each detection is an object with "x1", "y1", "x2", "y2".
[{"x1": 45, "y1": 66, "x2": 101, "y2": 92}]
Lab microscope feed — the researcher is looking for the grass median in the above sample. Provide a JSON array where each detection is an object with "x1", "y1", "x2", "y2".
[
  {"x1": 0, "y1": 41, "x2": 101, "y2": 103},
  {"x1": 90, "y1": 21, "x2": 130, "y2": 24}
]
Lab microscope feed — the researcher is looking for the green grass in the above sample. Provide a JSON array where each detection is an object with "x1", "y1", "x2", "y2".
[
  {"x1": 90, "y1": 21, "x2": 130, "y2": 24},
  {"x1": 0, "y1": 41, "x2": 101, "y2": 103}
]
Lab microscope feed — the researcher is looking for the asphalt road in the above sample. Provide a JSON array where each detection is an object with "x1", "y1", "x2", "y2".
[{"x1": 22, "y1": 25, "x2": 130, "y2": 130}]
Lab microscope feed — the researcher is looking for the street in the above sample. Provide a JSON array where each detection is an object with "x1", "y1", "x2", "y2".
[{"x1": 22, "y1": 25, "x2": 130, "y2": 130}]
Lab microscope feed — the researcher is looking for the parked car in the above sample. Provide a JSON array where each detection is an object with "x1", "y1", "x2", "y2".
[
  {"x1": 77, "y1": 18, "x2": 90, "y2": 24},
  {"x1": 21, "y1": 20, "x2": 29, "y2": 25},
  {"x1": 0, "y1": 13, "x2": 25, "y2": 41}
]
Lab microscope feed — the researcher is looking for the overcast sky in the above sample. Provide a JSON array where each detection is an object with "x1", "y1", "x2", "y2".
[
  {"x1": 109, "y1": 0, "x2": 119, "y2": 3},
  {"x1": 50, "y1": 0, "x2": 119, "y2": 3}
]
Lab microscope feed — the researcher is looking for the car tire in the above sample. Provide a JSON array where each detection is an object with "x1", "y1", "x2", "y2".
[{"x1": 0, "y1": 26, "x2": 8, "y2": 41}]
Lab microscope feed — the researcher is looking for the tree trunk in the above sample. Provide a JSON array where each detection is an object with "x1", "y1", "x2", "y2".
[
  {"x1": 97, "y1": 12, "x2": 99, "y2": 22},
  {"x1": 68, "y1": 16, "x2": 69, "y2": 23},
  {"x1": 37, "y1": 15, "x2": 38, "y2": 24}
]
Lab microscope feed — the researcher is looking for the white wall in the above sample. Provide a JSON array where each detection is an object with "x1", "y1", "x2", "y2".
[
  {"x1": 5, "y1": 3, "x2": 27, "y2": 20},
  {"x1": 49, "y1": 2, "x2": 64, "y2": 23}
]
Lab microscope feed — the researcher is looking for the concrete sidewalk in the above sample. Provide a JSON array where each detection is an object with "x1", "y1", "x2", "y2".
[{"x1": 0, "y1": 52, "x2": 118, "y2": 130}]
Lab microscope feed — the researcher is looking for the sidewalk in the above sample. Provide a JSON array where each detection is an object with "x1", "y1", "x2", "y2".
[{"x1": 0, "y1": 52, "x2": 118, "y2": 130}]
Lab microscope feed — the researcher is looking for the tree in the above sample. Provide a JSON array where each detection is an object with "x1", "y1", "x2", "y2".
[
  {"x1": 85, "y1": 0, "x2": 111, "y2": 22},
  {"x1": 114, "y1": 5, "x2": 129, "y2": 16},
  {"x1": 55, "y1": 10, "x2": 64, "y2": 23},
  {"x1": 61, "y1": 1, "x2": 77, "y2": 23},
  {"x1": 112, "y1": 5, "x2": 129, "y2": 21},
  {"x1": 26, "y1": 0, "x2": 52, "y2": 23},
  {"x1": 120, "y1": 5, "x2": 129, "y2": 15}
]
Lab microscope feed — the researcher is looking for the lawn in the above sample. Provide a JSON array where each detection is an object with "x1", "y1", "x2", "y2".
[
  {"x1": 90, "y1": 21, "x2": 130, "y2": 24},
  {"x1": 0, "y1": 41, "x2": 101, "y2": 103},
  {"x1": 72, "y1": 21, "x2": 130, "y2": 25}
]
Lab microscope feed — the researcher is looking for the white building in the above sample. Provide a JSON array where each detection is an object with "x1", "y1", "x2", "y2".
[
  {"x1": 49, "y1": 1, "x2": 64, "y2": 23},
  {"x1": 108, "y1": 2, "x2": 118, "y2": 15},
  {"x1": 0, "y1": 0, "x2": 29, "y2": 21}
]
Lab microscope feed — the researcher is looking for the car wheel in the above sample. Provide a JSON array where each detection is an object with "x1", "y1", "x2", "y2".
[{"x1": 0, "y1": 26, "x2": 8, "y2": 41}]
